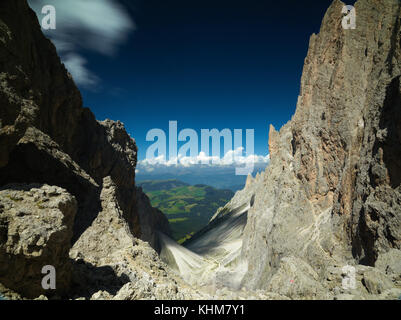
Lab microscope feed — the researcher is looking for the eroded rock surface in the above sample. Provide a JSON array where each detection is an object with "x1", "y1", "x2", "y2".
[
  {"x1": 237, "y1": 0, "x2": 401, "y2": 299},
  {"x1": 69, "y1": 177, "x2": 206, "y2": 299},
  {"x1": 163, "y1": 0, "x2": 401, "y2": 300},
  {"x1": 0, "y1": 184, "x2": 76, "y2": 298},
  {"x1": 0, "y1": 0, "x2": 171, "y2": 299}
]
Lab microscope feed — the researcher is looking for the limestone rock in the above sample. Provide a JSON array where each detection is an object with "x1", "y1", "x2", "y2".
[
  {"x1": 2, "y1": 0, "x2": 401, "y2": 301},
  {"x1": 236, "y1": 0, "x2": 401, "y2": 297},
  {"x1": 0, "y1": 184, "x2": 76, "y2": 298},
  {"x1": 266, "y1": 257, "x2": 327, "y2": 300},
  {"x1": 90, "y1": 291, "x2": 113, "y2": 300},
  {"x1": 245, "y1": 174, "x2": 254, "y2": 188},
  {"x1": 0, "y1": 0, "x2": 150, "y2": 245},
  {"x1": 0, "y1": 0, "x2": 172, "y2": 299},
  {"x1": 362, "y1": 268, "x2": 394, "y2": 295},
  {"x1": 70, "y1": 177, "x2": 207, "y2": 300},
  {"x1": 375, "y1": 249, "x2": 401, "y2": 279},
  {"x1": 70, "y1": 177, "x2": 139, "y2": 267}
]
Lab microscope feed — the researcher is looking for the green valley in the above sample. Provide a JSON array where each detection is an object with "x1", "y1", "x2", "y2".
[{"x1": 138, "y1": 180, "x2": 234, "y2": 243}]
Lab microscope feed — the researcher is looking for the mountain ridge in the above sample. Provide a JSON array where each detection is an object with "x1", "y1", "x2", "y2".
[
  {"x1": 238, "y1": 0, "x2": 401, "y2": 298},
  {"x1": 1, "y1": 0, "x2": 401, "y2": 301}
]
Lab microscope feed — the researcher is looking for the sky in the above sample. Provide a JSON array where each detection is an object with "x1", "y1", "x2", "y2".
[{"x1": 29, "y1": 0, "x2": 356, "y2": 175}]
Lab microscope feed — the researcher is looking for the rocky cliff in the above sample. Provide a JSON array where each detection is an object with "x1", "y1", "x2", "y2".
[
  {"x1": 1, "y1": 0, "x2": 401, "y2": 301},
  {"x1": 0, "y1": 0, "x2": 173, "y2": 299},
  {"x1": 158, "y1": 0, "x2": 401, "y2": 300},
  {"x1": 237, "y1": 0, "x2": 401, "y2": 299}
]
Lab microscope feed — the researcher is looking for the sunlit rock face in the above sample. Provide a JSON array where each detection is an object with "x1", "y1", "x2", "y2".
[
  {"x1": 0, "y1": 184, "x2": 76, "y2": 298},
  {"x1": 238, "y1": 0, "x2": 401, "y2": 299},
  {"x1": 152, "y1": 0, "x2": 401, "y2": 300}
]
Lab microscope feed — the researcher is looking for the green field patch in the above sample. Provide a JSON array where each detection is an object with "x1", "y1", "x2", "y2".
[
  {"x1": 139, "y1": 180, "x2": 234, "y2": 241},
  {"x1": 169, "y1": 217, "x2": 189, "y2": 223}
]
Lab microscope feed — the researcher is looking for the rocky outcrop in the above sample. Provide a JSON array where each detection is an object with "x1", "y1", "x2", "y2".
[
  {"x1": 0, "y1": 0, "x2": 170, "y2": 299},
  {"x1": 237, "y1": 0, "x2": 401, "y2": 299},
  {"x1": 70, "y1": 177, "x2": 138, "y2": 267},
  {"x1": 0, "y1": 0, "x2": 133, "y2": 238},
  {"x1": 0, "y1": 0, "x2": 171, "y2": 244},
  {"x1": 68, "y1": 177, "x2": 201, "y2": 300},
  {"x1": 0, "y1": 184, "x2": 76, "y2": 298}
]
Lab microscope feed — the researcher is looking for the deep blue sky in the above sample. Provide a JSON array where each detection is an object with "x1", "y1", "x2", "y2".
[{"x1": 77, "y1": 0, "x2": 352, "y2": 160}]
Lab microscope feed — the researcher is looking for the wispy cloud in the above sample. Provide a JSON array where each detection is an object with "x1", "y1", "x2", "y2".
[
  {"x1": 28, "y1": 0, "x2": 134, "y2": 88},
  {"x1": 62, "y1": 53, "x2": 99, "y2": 87}
]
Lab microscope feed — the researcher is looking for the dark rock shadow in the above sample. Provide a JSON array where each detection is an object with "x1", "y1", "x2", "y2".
[
  {"x1": 69, "y1": 259, "x2": 130, "y2": 299},
  {"x1": 352, "y1": 76, "x2": 401, "y2": 266},
  {"x1": 378, "y1": 75, "x2": 401, "y2": 188},
  {"x1": 0, "y1": 141, "x2": 102, "y2": 245}
]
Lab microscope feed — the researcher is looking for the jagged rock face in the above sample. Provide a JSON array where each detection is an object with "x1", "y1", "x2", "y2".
[
  {"x1": 0, "y1": 0, "x2": 170, "y2": 245},
  {"x1": 240, "y1": 0, "x2": 401, "y2": 297},
  {"x1": 0, "y1": 0, "x2": 170, "y2": 298},
  {"x1": 0, "y1": 185, "x2": 76, "y2": 298},
  {"x1": 0, "y1": 0, "x2": 141, "y2": 239},
  {"x1": 1, "y1": 0, "x2": 400, "y2": 301},
  {"x1": 70, "y1": 177, "x2": 138, "y2": 267},
  {"x1": 69, "y1": 177, "x2": 207, "y2": 300}
]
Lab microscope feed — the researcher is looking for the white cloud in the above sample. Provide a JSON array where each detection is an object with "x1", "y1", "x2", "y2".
[
  {"x1": 136, "y1": 149, "x2": 269, "y2": 188},
  {"x1": 63, "y1": 54, "x2": 99, "y2": 87},
  {"x1": 138, "y1": 147, "x2": 270, "y2": 170},
  {"x1": 28, "y1": 0, "x2": 134, "y2": 88}
]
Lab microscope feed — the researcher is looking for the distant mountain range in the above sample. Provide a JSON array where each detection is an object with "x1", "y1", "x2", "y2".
[
  {"x1": 136, "y1": 164, "x2": 267, "y2": 192},
  {"x1": 138, "y1": 180, "x2": 234, "y2": 243}
]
